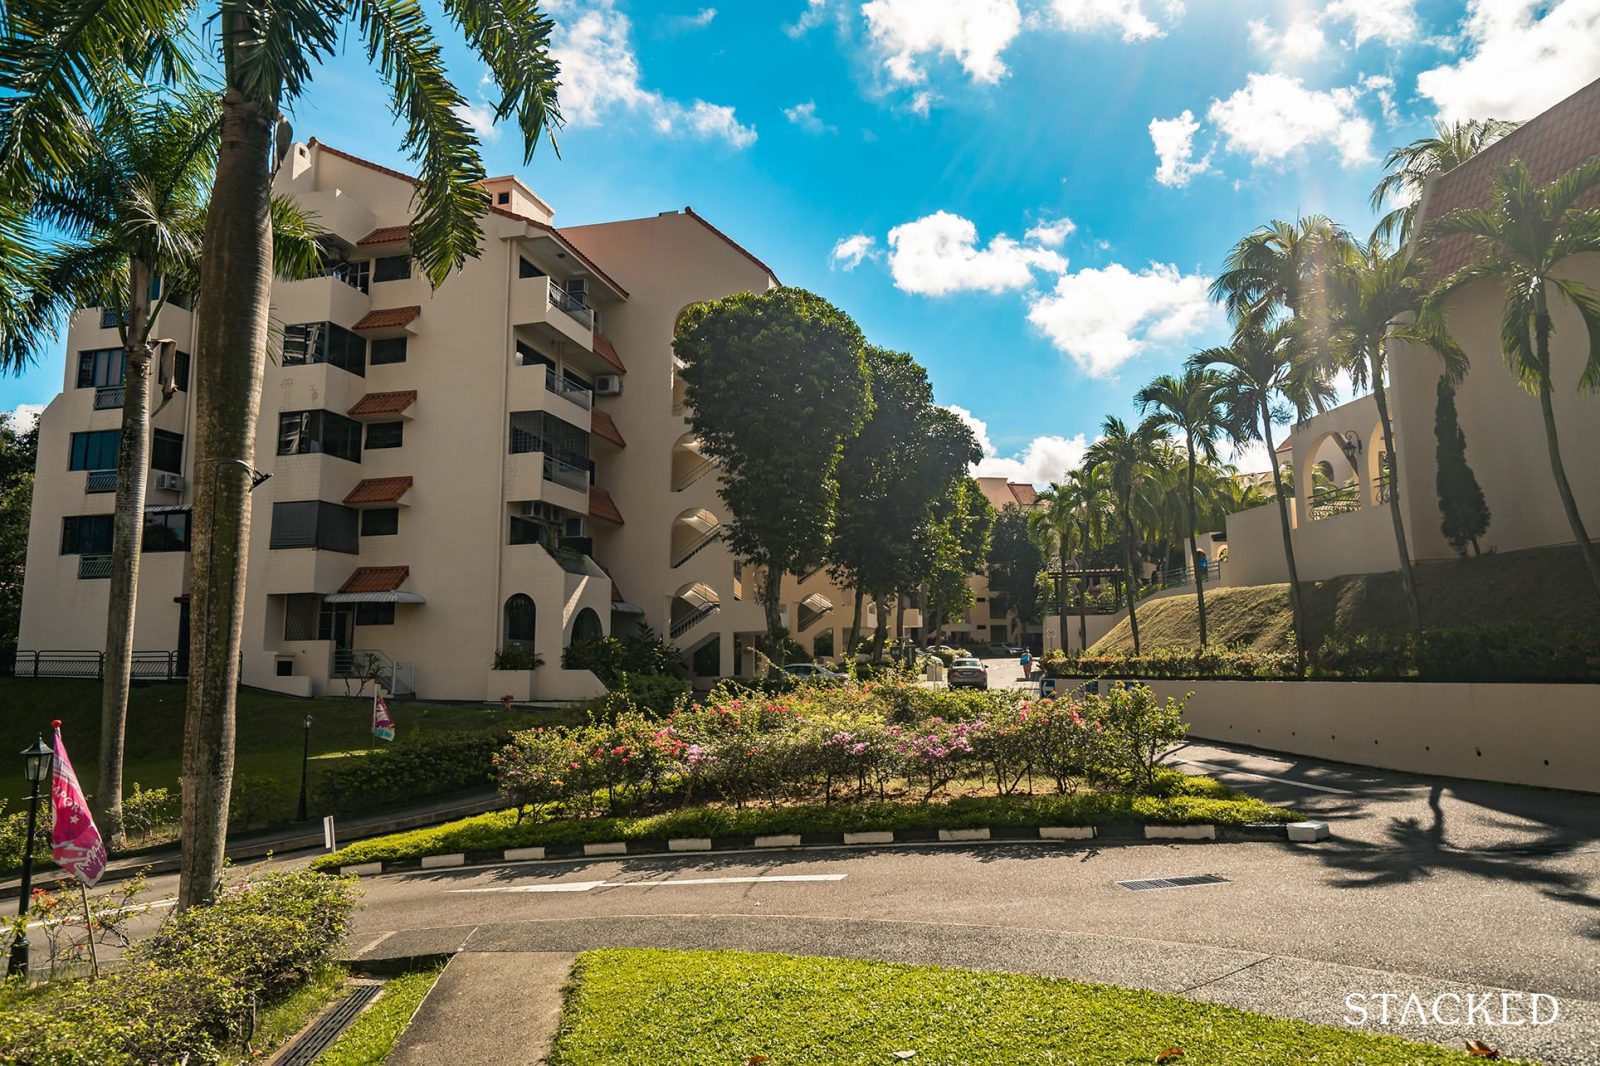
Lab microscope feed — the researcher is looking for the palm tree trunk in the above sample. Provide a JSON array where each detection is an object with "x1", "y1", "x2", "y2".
[
  {"x1": 1121, "y1": 489, "x2": 1142, "y2": 656},
  {"x1": 1371, "y1": 369, "x2": 1422, "y2": 634},
  {"x1": 872, "y1": 595, "x2": 888, "y2": 662},
  {"x1": 178, "y1": 86, "x2": 277, "y2": 911},
  {"x1": 761, "y1": 565, "x2": 784, "y2": 660},
  {"x1": 894, "y1": 594, "x2": 906, "y2": 651},
  {"x1": 96, "y1": 258, "x2": 154, "y2": 852},
  {"x1": 1077, "y1": 516, "x2": 1088, "y2": 652},
  {"x1": 1185, "y1": 439, "x2": 1208, "y2": 648},
  {"x1": 1055, "y1": 534, "x2": 1067, "y2": 645},
  {"x1": 849, "y1": 586, "x2": 864, "y2": 655},
  {"x1": 1536, "y1": 374, "x2": 1600, "y2": 597},
  {"x1": 1261, "y1": 404, "x2": 1307, "y2": 676}
]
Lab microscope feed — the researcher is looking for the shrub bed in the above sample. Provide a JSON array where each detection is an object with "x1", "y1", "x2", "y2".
[
  {"x1": 0, "y1": 870, "x2": 356, "y2": 1065},
  {"x1": 314, "y1": 731, "x2": 507, "y2": 816}
]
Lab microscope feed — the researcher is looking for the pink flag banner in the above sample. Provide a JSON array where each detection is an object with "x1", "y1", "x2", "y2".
[
  {"x1": 373, "y1": 693, "x2": 396, "y2": 742},
  {"x1": 50, "y1": 721, "x2": 107, "y2": 887}
]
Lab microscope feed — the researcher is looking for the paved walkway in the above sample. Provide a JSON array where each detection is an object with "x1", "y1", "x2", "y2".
[{"x1": 386, "y1": 951, "x2": 573, "y2": 1066}]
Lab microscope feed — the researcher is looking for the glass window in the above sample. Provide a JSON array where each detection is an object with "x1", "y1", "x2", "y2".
[
  {"x1": 504, "y1": 594, "x2": 535, "y2": 649},
  {"x1": 60, "y1": 514, "x2": 113, "y2": 555},
  {"x1": 68, "y1": 430, "x2": 120, "y2": 471},
  {"x1": 365, "y1": 421, "x2": 403, "y2": 450},
  {"x1": 142, "y1": 509, "x2": 191, "y2": 552},
  {"x1": 76, "y1": 348, "x2": 124, "y2": 389},
  {"x1": 172, "y1": 351, "x2": 190, "y2": 392},
  {"x1": 507, "y1": 411, "x2": 589, "y2": 468},
  {"x1": 151, "y1": 430, "x2": 183, "y2": 473},
  {"x1": 518, "y1": 257, "x2": 545, "y2": 279},
  {"x1": 356, "y1": 602, "x2": 395, "y2": 625},
  {"x1": 370, "y1": 337, "x2": 407, "y2": 365},
  {"x1": 360, "y1": 508, "x2": 399, "y2": 536},
  {"x1": 269, "y1": 500, "x2": 360, "y2": 553},
  {"x1": 373, "y1": 255, "x2": 412, "y2": 282},
  {"x1": 283, "y1": 322, "x2": 365, "y2": 377},
  {"x1": 496, "y1": 191, "x2": 511, "y2": 205},
  {"x1": 515, "y1": 340, "x2": 553, "y2": 369},
  {"x1": 277, "y1": 410, "x2": 362, "y2": 462}
]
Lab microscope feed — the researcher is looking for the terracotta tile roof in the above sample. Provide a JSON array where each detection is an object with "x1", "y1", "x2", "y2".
[
  {"x1": 344, "y1": 476, "x2": 414, "y2": 505},
  {"x1": 683, "y1": 206, "x2": 781, "y2": 284},
  {"x1": 339, "y1": 565, "x2": 410, "y2": 594},
  {"x1": 1420, "y1": 78, "x2": 1600, "y2": 280},
  {"x1": 588, "y1": 485, "x2": 624, "y2": 525},
  {"x1": 1009, "y1": 484, "x2": 1039, "y2": 507},
  {"x1": 592, "y1": 333, "x2": 625, "y2": 374},
  {"x1": 358, "y1": 225, "x2": 411, "y2": 246},
  {"x1": 353, "y1": 306, "x2": 420, "y2": 331},
  {"x1": 591, "y1": 408, "x2": 625, "y2": 447},
  {"x1": 348, "y1": 390, "x2": 417, "y2": 417}
]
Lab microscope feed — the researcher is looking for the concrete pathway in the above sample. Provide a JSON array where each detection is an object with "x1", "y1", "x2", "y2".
[{"x1": 386, "y1": 951, "x2": 574, "y2": 1066}]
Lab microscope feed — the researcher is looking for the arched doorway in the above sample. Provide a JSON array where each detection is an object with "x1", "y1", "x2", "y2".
[
  {"x1": 571, "y1": 607, "x2": 603, "y2": 644},
  {"x1": 504, "y1": 594, "x2": 536, "y2": 650}
]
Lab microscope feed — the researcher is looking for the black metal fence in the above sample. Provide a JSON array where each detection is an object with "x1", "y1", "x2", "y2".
[{"x1": 10, "y1": 650, "x2": 186, "y2": 681}]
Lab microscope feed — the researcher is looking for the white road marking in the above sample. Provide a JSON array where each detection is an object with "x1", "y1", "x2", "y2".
[
  {"x1": 1177, "y1": 758, "x2": 1354, "y2": 795},
  {"x1": 449, "y1": 873, "x2": 847, "y2": 895},
  {"x1": 26, "y1": 895, "x2": 176, "y2": 931}
]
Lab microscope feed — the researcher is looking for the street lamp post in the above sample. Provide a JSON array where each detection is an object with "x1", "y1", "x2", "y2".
[
  {"x1": 296, "y1": 714, "x2": 313, "y2": 822},
  {"x1": 8, "y1": 735, "x2": 55, "y2": 981}
]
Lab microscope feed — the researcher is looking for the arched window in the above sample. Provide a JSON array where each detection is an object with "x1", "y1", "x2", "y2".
[
  {"x1": 504, "y1": 594, "x2": 535, "y2": 650},
  {"x1": 571, "y1": 607, "x2": 603, "y2": 644}
]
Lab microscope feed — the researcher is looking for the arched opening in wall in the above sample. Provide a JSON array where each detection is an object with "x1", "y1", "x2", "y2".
[
  {"x1": 670, "y1": 507, "x2": 722, "y2": 568},
  {"x1": 670, "y1": 582, "x2": 721, "y2": 641},
  {"x1": 1364, "y1": 419, "x2": 1392, "y2": 507},
  {"x1": 504, "y1": 594, "x2": 536, "y2": 651},
  {"x1": 671, "y1": 431, "x2": 714, "y2": 492},
  {"x1": 1303, "y1": 431, "x2": 1364, "y2": 520},
  {"x1": 570, "y1": 607, "x2": 603, "y2": 645}
]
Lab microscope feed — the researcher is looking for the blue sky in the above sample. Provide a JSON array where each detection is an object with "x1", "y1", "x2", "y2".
[{"x1": 6, "y1": 0, "x2": 1600, "y2": 483}]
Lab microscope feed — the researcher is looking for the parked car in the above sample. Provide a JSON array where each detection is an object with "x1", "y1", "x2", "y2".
[
  {"x1": 783, "y1": 662, "x2": 850, "y2": 683},
  {"x1": 947, "y1": 657, "x2": 988, "y2": 690}
]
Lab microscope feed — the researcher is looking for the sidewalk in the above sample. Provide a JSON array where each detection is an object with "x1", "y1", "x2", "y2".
[
  {"x1": 0, "y1": 788, "x2": 503, "y2": 900},
  {"x1": 385, "y1": 951, "x2": 573, "y2": 1066}
]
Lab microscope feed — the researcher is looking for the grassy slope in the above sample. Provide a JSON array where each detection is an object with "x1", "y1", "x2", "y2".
[
  {"x1": 0, "y1": 679, "x2": 531, "y2": 809},
  {"x1": 548, "y1": 949, "x2": 1527, "y2": 1065},
  {"x1": 1091, "y1": 543, "x2": 1600, "y2": 654}
]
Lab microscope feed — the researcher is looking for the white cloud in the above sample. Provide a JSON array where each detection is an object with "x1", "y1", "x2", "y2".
[
  {"x1": 830, "y1": 234, "x2": 878, "y2": 270},
  {"x1": 1047, "y1": 0, "x2": 1180, "y2": 42},
  {"x1": 1246, "y1": 16, "x2": 1326, "y2": 63},
  {"x1": 909, "y1": 90, "x2": 935, "y2": 116},
  {"x1": 1148, "y1": 109, "x2": 1210, "y2": 187},
  {"x1": 452, "y1": 101, "x2": 501, "y2": 142},
  {"x1": 785, "y1": 0, "x2": 832, "y2": 37},
  {"x1": 862, "y1": 0, "x2": 1023, "y2": 85},
  {"x1": 783, "y1": 100, "x2": 834, "y2": 134},
  {"x1": 544, "y1": 0, "x2": 756, "y2": 148},
  {"x1": 886, "y1": 211, "x2": 1068, "y2": 296},
  {"x1": 947, "y1": 405, "x2": 1089, "y2": 488},
  {"x1": 1325, "y1": 0, "x2": 1420, "y2": 47},
  {"x1": 670, "y1": 7, "x2": 717, "y2": 31},
  {"x1": 1417, "y1": 0, "x2": 1600, "y2": 123},
  {"x1": 1024, "y1": 217, "x2": 1077, "y2": 246},
  {"x1": 1026, "y1": 262, "x2": 1217, "y2": 377},
  {"x1": 3, "y1": 404, "x2": 42, "y2": 432},
  {"x1": 1207, "y1": 72, "x2": 1375, "y2": 167}
]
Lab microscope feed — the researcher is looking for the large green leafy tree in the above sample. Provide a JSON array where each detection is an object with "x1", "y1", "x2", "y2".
[
  {"x1": 0, "y1": 0, "x2": 565, "y2": 910},
  {"x1": 1085, "y1": 416, "x2": 1162, "y2": 656},
  {"x1": 1371, "y1": 118, "x2": 1519, "y2": 245},
  {"x1": 0, "y1": 412, "x2": 37, "y2": 652},
  {"x1": 1430, "y1": 156, "x2": 1600, "y2": 597},
  {"x1": 986, "y1": 506, "x2": 1044, "y2": 643},
  {"x1": 924, "y1": 478, "x2": 993, "y2": 643},
  {"x1": 1434, "y1": 377, "x2": 1490, "y2": 556},
  {"x1": 676, "y1": 288, "x2": 871, "y2": 652},
  {"x1": 891, "y1": 406, "x2": 981, "y2": 648},
  {"x1": 1135, "y1": 367, "x2": 1233, "y2": 647}
]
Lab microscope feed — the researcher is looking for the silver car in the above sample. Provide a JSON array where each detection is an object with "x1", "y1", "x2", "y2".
[{"x1": 947, "y1": 657, "x2": 988, "y2": 690}]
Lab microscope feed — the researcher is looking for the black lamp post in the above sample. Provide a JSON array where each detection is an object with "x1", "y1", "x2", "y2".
[
  {"x1": 296, "y1": 714, "x2": 313, "y2": 822},
  {"x1": 8, "y1": 735, "x2": 54, "y2": 981}
]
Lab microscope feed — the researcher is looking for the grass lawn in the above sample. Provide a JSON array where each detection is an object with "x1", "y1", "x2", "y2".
[
  {"x1": 314, "y1": 965, "x2": 444, "y2": 1066},
  {"x1": 219, "y1": 964, "x2": 348, "y2": 1065},
  {"x1": 0, "y1": 678, "x2": 563, "y2": 814},
  {"x1": 549, "y1": 949, "x2": 1530, "y2": 1065}
]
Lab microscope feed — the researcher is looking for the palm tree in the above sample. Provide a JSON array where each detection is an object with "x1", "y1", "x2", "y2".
[
  {"x1": 1192, "y1": 319, "x2": 1334, "y2": 674},
  {"x1": 1429, "y1": 156, "x2": 1600, "y2": 597},
  {"x1": 1212, "y1": 216, "x2": 1350, "y2": 329},
  {"x1": 3, "y1": 86, "x2": 319, "y2": 849},
  {"x1": 0, "y1": 0, "x2": 564, "y2": 910},
  {"x1": 1085, "y1": 416, "x2": 1162, "y2": 656},
  {"x1": 1027, "y1": 485, "x2": 1071, "y2": 636},
  {"x1": 1062, "y1": 465, "x2": 1111, "y2": 652},
  {"x1": 1136, "y1": 367, "x2": 1233, "y2": 647},
  {"x1": 1324, "y1": 236, "x2": 1466, "y2": 637},
  {"x1": 1371, "y1": 119, "x2": 1520, "y2": 245}
]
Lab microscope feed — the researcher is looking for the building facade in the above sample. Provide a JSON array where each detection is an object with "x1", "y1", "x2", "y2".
[{"x1": 15, "y1": 140, "x2": 877, "y2": 701}]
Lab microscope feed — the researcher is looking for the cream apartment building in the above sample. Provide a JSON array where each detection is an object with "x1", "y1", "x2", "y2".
[{"x1": 14, "y1": 139, "x2": 871, "y2": 701}]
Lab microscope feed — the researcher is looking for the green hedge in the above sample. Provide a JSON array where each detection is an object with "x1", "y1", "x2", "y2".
[{"x1": 314, "y1": 731, "x2": 506, "y2": 816}]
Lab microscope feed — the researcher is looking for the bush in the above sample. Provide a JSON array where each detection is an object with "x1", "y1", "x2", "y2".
[
  {"x1": 562, "y1": 629, "x2": 684, "y2": 683},
  {"x1": 316, "y1": 731, "x2": 505, "y2": 816},
  {"x1": 492, "y1": 645, "x2": 545, "y2": 671},
  {"x1": 0, "y1": 870, "x2": 356, "y2": 1066},
  {"x1": 1416, "y1": 624, "x2": 1600, "y2": 682},
  {"x1": 1089, "y1": 683, "x2": 1190, "y2": 791},
  {"x1": 0, "y1": 798, "x2": 51, "y2": 875}
]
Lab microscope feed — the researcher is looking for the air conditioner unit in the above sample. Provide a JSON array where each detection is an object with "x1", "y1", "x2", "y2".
[
  {"x1": 154, "y1": 472, "x2": 186, "y2": 492},
  {"x1": 564, "y1": 278, "x2": 589, "y2": 300},
  {"x1": 563, "y1": 517, "x2": 586, "y2": 538},
  {"x1": 594, "y1": 374, "x2": 623, "y2": 396}
]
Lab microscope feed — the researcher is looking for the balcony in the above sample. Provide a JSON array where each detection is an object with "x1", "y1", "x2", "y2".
[
  {"x1": 94, "y1": 386, "x2": 125, "y2": 410},
  {"x1": 78, "y1": 554, "x2": 112, "y2": 579},
  {"x1": 544, "y1": 454, "x2": 588, "y2": 492},
  {"x1": 546, "y1": 367, "x2": 592, "y2": 410},
  {"x1": 85, "y1": 469, "x2": 117, "y2": 494},
  {"x1": 511, "y1": 276, "x2": 595, "y2": 351},
  {"x1": 505, "y1": 452, "x2": 590, "y2": 514}
]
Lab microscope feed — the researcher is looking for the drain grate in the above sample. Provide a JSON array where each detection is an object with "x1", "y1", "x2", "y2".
[
  {"x1": 1116, "y1": 874, "x2": 1230, "y2": 892},
  {"x1": 273, "y1": 982, "x2": 382, "y2": 1065}
]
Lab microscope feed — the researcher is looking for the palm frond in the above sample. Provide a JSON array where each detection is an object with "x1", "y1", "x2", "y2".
[{"x1": 438, "y1": 0, "x2": 563, "y2": 162}]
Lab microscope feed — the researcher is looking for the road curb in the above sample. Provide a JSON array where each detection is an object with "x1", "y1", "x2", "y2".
[{"x1": 334, "y1": 820, "x2": 1330, "y2": 877}]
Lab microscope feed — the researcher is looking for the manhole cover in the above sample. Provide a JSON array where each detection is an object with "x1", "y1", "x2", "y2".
[
  {"x1": 1116, "y1": 874, "x2": 1230, "y2": 892},
  {"x1": 274, "y1": 982, "x2": 382, "y2": 1065}
]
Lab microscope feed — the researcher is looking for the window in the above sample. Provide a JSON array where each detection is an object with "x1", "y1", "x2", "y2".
[
  {"x1": 504, "y1": 594, "x2": 535, "y2": 650},
  {"x1": 283, "y1": 322, "x2": 366, "y2": 377},
  {"x1": 172, "y1": 350, "x2": 190, "y2": 392},
  {"x1": 518, "y1": 257, "x2": 545, "y2": 279},
  {"x1": 562, "y1": 368, "x2": 592, "y2": 393},
  {"x1": 373, "y1": 255, "x2": 412, "y2": 283},
  {"x1": 277, "y1": 410, "x2": 362, "y2": 462},
  {"x1": 370, "y1": 337, "x2": 407, "y2": 365},
  {"x1": 365, "y1": 421, "x2": 403, "y2": 449},
  {"x1": 76, "y1": 348, "x2": 124, "y2": 389},
  {"x1": 331, "y1": 259, "x2": 370, "y2": 293},
  {"x1": 360, "y1": 508, "x2": 399, "y2": 536},
  {"x1": 496, "y1": 191, "x2": 511, "y2": 205},
  {"x1": 68, "y1": 430, "x2": 120, "y2": 471},
  {"x1": 142, "y1": 509, "x2": 190, "y2": 552},
  {"x1": 356, "y1": 603, "x2": 395, "y2": 625},
  {"x1": 515, "y1": 340, "x2": 553, "y2": 369},
  {"x1": 507, "y1": 411, "x2": 589, "y2": 469},
  {"x1": 570, "y1": 608, "x2": 603, "y2": 644},
  {"x1": 152, "y1": 430, "x2": 183, "y2": 473},
  {"x1": 60, "y1": 514, "x2": 113, "y2": 555},
  {"x1": 269, "y1": 500, "x2": 360, "y2": 553}
]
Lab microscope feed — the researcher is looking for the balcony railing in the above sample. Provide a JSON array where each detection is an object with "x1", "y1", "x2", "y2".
[
  {"x1": 547, "y1": 280, "x2": 594, "y2": 331},
  {"x1": 671, "y1": 527, "x2": 722, "y2": 568},
  {"x1": 94, "y1": 386, "x2": 125, "y2": 409},
  {"x1": 545, "y1": 367, "x2": 592, "y2": 410},
  {"x1": 78, "y1": 555, "x2": 112, "y2": 579},
  {"x1": 542, "y1": 454, "x2": 589, "y2": 492},
  {"x1": 1310, "y1": 483, "x2": 1362, "y2": 520},
  {"x1": 1374, "y1": 477, "x2": 1394, "y2": 505},
  {"x1": 672, "y1": 457, "x2": 714, "y2": 492},
  {"x1": 85, "y1": 469, "x2": 117, "y2": 494},
  {"x1": 669, "y1": 602, "x2": 720, "y2": 640}
]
